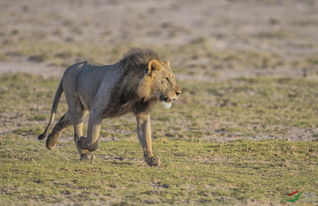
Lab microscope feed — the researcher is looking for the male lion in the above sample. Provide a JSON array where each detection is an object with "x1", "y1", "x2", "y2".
[{"x1": 38, "y1": 48, "x2": 181, "y2": 166}]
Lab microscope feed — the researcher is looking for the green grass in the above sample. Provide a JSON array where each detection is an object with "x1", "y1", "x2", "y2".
[
  {"x1": 1, "y1": 74, "x2": 318, "y2": 205},
  {"x1": 2, "y1": 74, "x2": 318, "y2": 141},
  {"x1": 1, "y1": 136, "x2": 317, "y2": 205}
]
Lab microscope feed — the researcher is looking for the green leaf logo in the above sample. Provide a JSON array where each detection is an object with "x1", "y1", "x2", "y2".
[{"x1": 287, "y1": 191, "x2": 302, "y2": 202}]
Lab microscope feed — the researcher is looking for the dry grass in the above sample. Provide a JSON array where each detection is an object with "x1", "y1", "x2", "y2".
[
  {"x1": 1, "y1": 0, "x2": 318, "y2": 205},
  {"x1": 0, "y1": 74, "x2": 318, "y2": 205}
]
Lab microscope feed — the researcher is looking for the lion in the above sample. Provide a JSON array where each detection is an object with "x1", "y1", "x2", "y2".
[{"x1": 37, "y1": 48, "x2": 181, "y2": 166}]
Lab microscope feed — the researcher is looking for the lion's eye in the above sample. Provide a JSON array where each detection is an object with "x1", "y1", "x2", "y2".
[{"x1": 161, "y1": 77, "x2": 169, "y2": 84}]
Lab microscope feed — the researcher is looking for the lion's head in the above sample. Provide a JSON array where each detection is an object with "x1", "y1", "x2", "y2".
[{"x1": 137, "y1": 59, "x2": 181, "y2": 108}]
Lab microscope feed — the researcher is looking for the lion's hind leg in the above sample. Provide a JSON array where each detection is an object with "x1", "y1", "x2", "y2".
[
  {"x1": 71, "y1": 110, "x2": 95, "y2": 160},
  {"x1": 46, "y1": 112, "x2": 72, "y2": 150},
  {"x1": 76, "y1": 108, "x2": 103, "y2": 160}
]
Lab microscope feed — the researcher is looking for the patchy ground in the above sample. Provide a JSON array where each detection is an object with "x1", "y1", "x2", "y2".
[
  {"x1": 0, "y1": 74, "x2": 317, "y2": 205},
  {"x1": 0, "y1": 0, "x2": 318, "y2": 205},
  {"x1": 2, "y1": 74, "x2": 318, "y2": 142},
  {"x1": 1, "y1": 135, "x2": 318, "y2": 205}
]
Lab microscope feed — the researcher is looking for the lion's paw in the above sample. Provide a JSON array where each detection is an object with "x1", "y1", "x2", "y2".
[
  {"x1": 46, "y1": 135, "x2": 58, "y2": 150},
  {"x1": 145, "y1": 156, "x2": 160, "y2": 167},
  {"x1": 80, "y1": 152, "x2": 96, "y2": 160}
]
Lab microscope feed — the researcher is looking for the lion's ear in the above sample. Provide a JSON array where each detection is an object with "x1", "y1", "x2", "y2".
[
  {"x1": 162, "y1": 61, "x2": 170, "y2": 67},
  {"x1": 147, "y1": 59, "x2": 161, "y2": 75}
]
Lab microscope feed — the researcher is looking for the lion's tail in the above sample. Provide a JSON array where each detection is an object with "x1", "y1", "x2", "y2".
[{"x1": 37, "y1": 79, "x2": 63, "y2": 140}]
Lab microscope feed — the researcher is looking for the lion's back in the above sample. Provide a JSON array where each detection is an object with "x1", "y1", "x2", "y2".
[{"x1": 75, "y1": 63, "x2": 123, "y2": 110}]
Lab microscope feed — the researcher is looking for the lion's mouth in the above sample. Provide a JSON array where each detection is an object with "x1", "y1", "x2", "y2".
[
  {"x1": 159, "y1": 95, "x2": 173, "y2": 109},
  {"x1": 159, "y1": 95, "x2": 169, "y2": 102},
  {"x1": 160, "y1": 94, "x2": 178, "y2": 102},
  {"x1": 161, "y1": 101, "x2": 172, "y2": 109}
]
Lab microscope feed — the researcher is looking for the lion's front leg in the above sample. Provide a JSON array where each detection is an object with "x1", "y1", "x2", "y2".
[
  {"x1": 135, "y1": 112, "x2": 160, "y2": 167},
  {"x1": 76, "y1": 110, "x2": 102, "y2": 160}
]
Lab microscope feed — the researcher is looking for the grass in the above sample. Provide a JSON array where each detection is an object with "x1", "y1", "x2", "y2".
[
  {"x1": 2, "y1": 74, "x2": 318, "y2": 141},
  {"x1": 1, "y1": 33, "x2": 315, "y2": 72},
  {"x1": 1, "y1": 74, "x2": 318, "y2": 205},
  {"x1": 1, "y1": 136, "x2": 318, "y2": 205}
]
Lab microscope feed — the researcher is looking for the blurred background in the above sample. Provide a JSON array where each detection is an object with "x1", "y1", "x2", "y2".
[
  {"x1": 0, "y1": 0, "x2": 318, "y2": 80},
  {"x1": 1, "y1": 0, "x2": 318, "y2": 142}
]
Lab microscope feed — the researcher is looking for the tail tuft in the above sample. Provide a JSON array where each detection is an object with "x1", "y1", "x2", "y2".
[
  {"x1": 37, "y1": 79, "x2": 63, "y2": 142},
  {"x1": 37, "y1": 133, "x2": 47, "y2": 140}
]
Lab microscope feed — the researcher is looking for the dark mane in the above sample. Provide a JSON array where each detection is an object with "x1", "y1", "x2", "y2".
[
  {"x1": 105, "y1": 49, "x2": 160, "y2": 117},
  {"x1": 119, "y1": 48, "x2": 160, "y2": 71}
]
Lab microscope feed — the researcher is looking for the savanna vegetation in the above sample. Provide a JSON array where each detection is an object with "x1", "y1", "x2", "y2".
[
  {"x1": 1, "y1": 74, "x2": 317, "y2": 205},
  {"x1": 1, "y1": 0, "x2": 318, "y2": 205}
]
